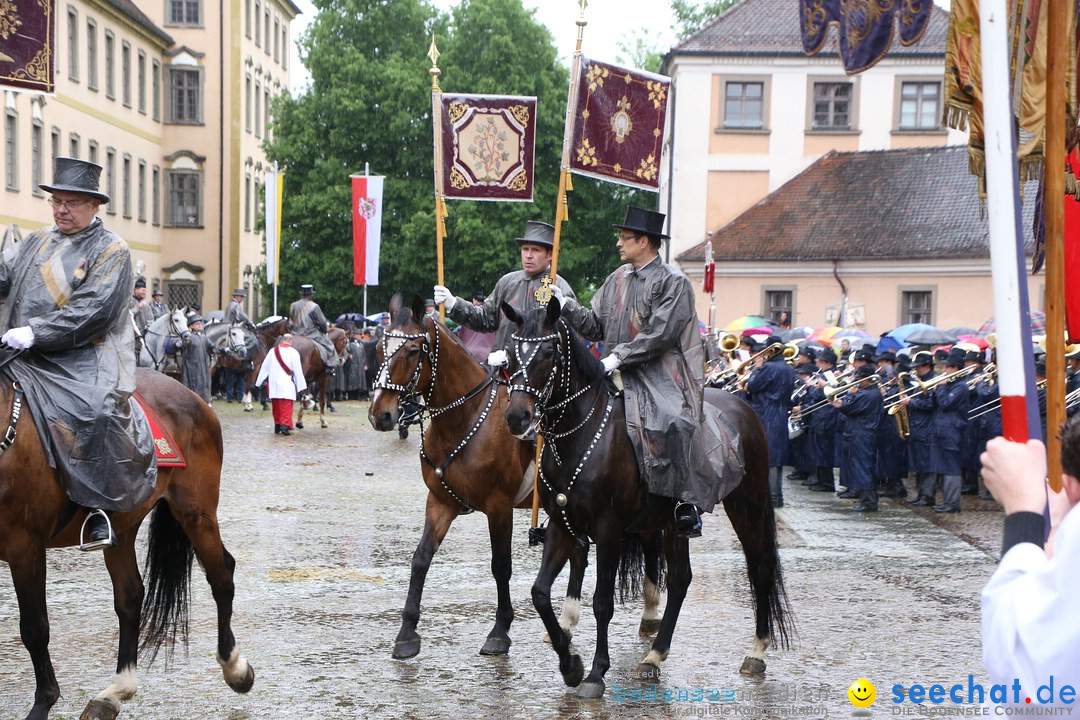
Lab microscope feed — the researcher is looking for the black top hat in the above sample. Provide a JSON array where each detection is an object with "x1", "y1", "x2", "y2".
[
  {"x1": 912, "y1": 350, "x2": 934, "y2": 366},
  {"x1": 612, "y1": 206, "x2": 669, "y2": 239},
  {"x1": 232, "y1": 288, "x2": 247, "y2": 297},
  {"x1": 300, "y1": 284, "x2": 314, "y2": 295},
  {"x1": 39, "y1": 157, "x2": 110, "y2": 203},
  {"x1": 514, "y1": 221, "x2": 555, "y2": 249},
  {"x1": 134, "y1": 278, "x2": 146, "y2": 289},
  {"x1": 152, "y1": 288, "x2": 163, "y2": 296}
]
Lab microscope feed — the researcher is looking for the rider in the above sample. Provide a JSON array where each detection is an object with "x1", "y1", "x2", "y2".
[
  {"x1": 433, "y1": 220, "x2": 576, "y2": 368},
  {"x1": 149, "y1": 288, "x2": 168, "y2": 321},
  {"x1": 550, "y1": 206, "x2": 735, "y2": 539},
  {"x1": 0, "y1": 157, "x2": 156, "y2": 550},
  {"x1": 289, "y1": 283, "x2": 339, "y2": 376}
]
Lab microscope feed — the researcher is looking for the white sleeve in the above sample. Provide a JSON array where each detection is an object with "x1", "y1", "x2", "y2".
[
  {"x1": 291, "y1": 352, "x2": 307, "y2": 393},
  {"x1": 255, "y1": 355, "x2": 271, "y2": 386},
  {"x1": 981, "y1": 508, "x2": 1080, "y2": 692}
]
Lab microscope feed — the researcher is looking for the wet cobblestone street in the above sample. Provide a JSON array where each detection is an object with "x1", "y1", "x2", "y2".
[{"x1": 0, "y1": 399, "x2": 1007, "y2": 720}]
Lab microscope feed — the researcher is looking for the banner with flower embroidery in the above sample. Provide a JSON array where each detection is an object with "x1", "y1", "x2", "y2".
[
  {"x1": 439, "y1": 93, "x2": 537, "y2": 202},
  {"x1": 568, "y1": 58, "x2": 669, "y2": 192},
  {"x1": 0, "y1": 0, "x2": 54, "y2": 93}
]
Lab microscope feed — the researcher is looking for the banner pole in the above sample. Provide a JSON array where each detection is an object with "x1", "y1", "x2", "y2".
[{"x1": 429, "y1": 36, "x2": 448, "y2": 324}]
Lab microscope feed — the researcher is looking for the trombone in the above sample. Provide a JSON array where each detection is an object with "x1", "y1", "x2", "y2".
[
  {"x1": 708, "y1": 342, "x2": 784, "y2": 388},
  {"x1": 969, "y1": 379, "x2": 1048, "y2": 420},
  {"x1": 882, "y1": 364, "x2": 979, "y2": 411},
  {"x1": 795, "y1": 373, "x2": 882, "y2": 417},
  {"x1": 965, "y1": 363, "x2": 996, "y2": 389}
]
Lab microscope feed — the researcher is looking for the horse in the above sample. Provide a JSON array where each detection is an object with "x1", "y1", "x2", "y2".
[
  {"x1": 0, "y1": 364, "x2": 253, "y2": 720},
  {"x1": 367, "y1": 295, "x2": 606, "y2": 659},
  {"x1": 501, "y1": 299, "x2": 793, "y2": 698},
  {"x1": 208, "y1": 316, "x2": 288, "y2": 412},
  {"x1": 135, "y1": 308, "x2": 189, "y2": 374},
  {"x1": 289, "y1": 327, "x2": 347, "y2": 430}
]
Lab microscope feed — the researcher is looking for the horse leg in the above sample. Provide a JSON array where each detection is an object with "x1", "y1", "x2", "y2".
[
  {"x1": 479, "y1": 508, "x2": 513, "y2": 656},
  {"x1": 544, "y1": 541, "x2": 589, "y2": 644},
  {"x1": 637, "y1": 531, "x2": 692, "y2": 685},
  {"x1": 241, "y1": 389, "x2": 253, "y2": 412},
  {"x1": 530, "y1": 528, "x2": 583, "y2": 688},
  {"x1": 639, "y1": 533, "x2": 664, "y2": 636},
  {"x1": 7, "y1": 541, "x2": 59, "y2": 720},
  {"x1": 578, "y1": 533, "x2": 618, "y2": 699},
  {"x1": 393, "y1": 493, "x2": 456, "y2": 659},
  {"x1": 318, "y1": 377, "x2": 328, "y2": 429}
]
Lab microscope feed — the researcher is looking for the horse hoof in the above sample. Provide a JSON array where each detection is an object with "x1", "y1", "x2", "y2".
[
  {"x1": 638, "y1": 618, "x2": 662, "y2": 636},
  {"x1": 80, "y1": 698, "x2": 120, "y2": 720},
  {"x1": 578, "y1": 680, "x2": 606, "y2": 699},
  {"x1": 295, "y1": 422, "x2": 304, "y2": 430},
  {"x1": 479, "y1": 635, "x2": 511, "y2": 656},
  {"x1": 228, "y1": 663, "x2": 256, "y2": 693},
  {"x1": 636, "y1": 662, "x2": 660, "y2": 684},
  {"x1": 740, "y1": 656, "x2": 767, "y2": 676},
  {"x1": 562, "y1": 654, "x2": 584, "y2": 687},
  {"x1": 392, "y1": 636, "x2": 421, "y2": 659}
]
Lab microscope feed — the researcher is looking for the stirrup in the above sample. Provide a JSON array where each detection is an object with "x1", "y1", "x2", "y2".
[{"x1": 79, "y1": 509, "x2": 115, "y2": 552}]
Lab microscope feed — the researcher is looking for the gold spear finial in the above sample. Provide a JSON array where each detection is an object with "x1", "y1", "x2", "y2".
[
  {"x1": 428, "y1": 34, "x2": 441, "y2": 91},
  {"x1": 575, "y1": 0, "x2": 588, "y2": 50}
]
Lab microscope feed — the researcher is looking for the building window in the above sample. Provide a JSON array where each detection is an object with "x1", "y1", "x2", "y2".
[
  {"x1": 88, "y1": 139, "x2": 98, "y2": 165},
  {"x1": 67, "y1": 6, "x2": 79, "y2": 82},
  {"x1": 166, "y1": 169, "x2": 202, "y2": 227},
  {"x1": 105, "y1": 148, "x2": 116, "y2": 214},
  {"x1": 812, "y1": 82, "x2": 851, "y2": 130},
  {"x1": 86, "y1": 19, "x2": 97, "y2": 90},
  {"x1": 244, "y1": 172, "x2": 251, "y2": 231},
  {"x1": 4, "y1": 111, "x2": 17, "y2": 191},
  {"x1": 69, "y1": 133, "x2": 79, "y2": 158},
  {"x1": 899, "y1": 81, "x2": 941, "y2": 131},
  {"x1": 273, "y1": 17, "x2": 280, "y2": 62},
  {"x1": 166, "y1": 67, "x2": 203, "y2": 124},
  {"x1": 138, "y1": 160, "x2": 146, "y2": 222},
  {"x1": 104, "y1": 31, "x2": 115, "y2": 99},
  {"x1": 121, "y1": 42, "x2": 131, "y2": 107},
  {"x1": 724, "y1": 81, "x2": 764, "y2": 129},
  {"x1": 901, "y1": 289, "x2": 934, "y2": 325},
  {"x1": 50, "y1": 127, "x2": 60, "y2": 170},
  {"x1": 764, "y1": 289, "x2": 793, "y2": 327},
  {"x1": 122, "y1": 154, "x2": 131, "y2": 218},
  {"x1": 254, "y1": 80, "x2": 261, "y2": 137},
  {"x1": 31, "y1": 121, "x2": 43, "y2": 195},
  {"x1": 152, "y1": 165, "x2": 161, "y2": 225},
  {"x1": 168, "y1": 0, "x2": 201, "y2": 26},
  {"x1": 281, "y1": 25, "x2": 287, "y2": 70},
  {"x1": 245, "y1": 75, "x2": 252, "y2": 132},
  {"x1": 152, "y1": 60, "x2": 161, "y2": 121},
  {"x1": 137, "y1": 51, "x2": 146, "y2": 113},
  {"x1": 264, "y1": 86, "x2": 270, "y2": 140},
  {"x1": 264, "y1": 8, "x2": 270, "y2": 53},
  {"x1": 245, "y1": 0, "x2": 251, "y2": 37},
  {"x1": 255, "y1": 0, "x2": 261, "y2": 47}
]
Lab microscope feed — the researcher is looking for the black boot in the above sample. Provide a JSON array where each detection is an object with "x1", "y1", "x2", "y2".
[
  {"x1": 674, "y1": 502, "x2": 702, "y2": 538},
  {"x1": 80, "y1": 509, "x2": 115, "y2": 551},
  {"x1": 274, "y1": 424, "x2": 281, "y2": 434},
  {"x1": 852, "y1": 489, "x2": 878, "y2": 512}
]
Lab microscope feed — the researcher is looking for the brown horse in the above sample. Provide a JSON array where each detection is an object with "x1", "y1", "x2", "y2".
[
  {"x1": 0, "y1": 366, "x2": 253, "y2": 720},
  {"x1": 291, "y1": 327, "x2": 347, "y2": 430},
  {"x1": 502, "y1": 300, "x2": 793, "y2": 697},
  {"x1": 367, "y1": 296, "x2": 635, "y2": 660},
  {"x1": 208, "y1": 316, "x2": 289, "y2": 412}
]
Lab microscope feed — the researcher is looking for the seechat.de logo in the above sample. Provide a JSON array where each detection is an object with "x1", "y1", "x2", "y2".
[{"x1": 849, "y1": 679, "x2": 878, "y2": 708}]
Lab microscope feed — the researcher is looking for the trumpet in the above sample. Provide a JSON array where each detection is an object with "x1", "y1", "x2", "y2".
[
  {"x1": 718, "y1": 332, "x2": 740, "y2": 354},
  {"x1": 882, "y1": 365, "x2": 979, "y2": 410},
  {"x1": 729, "y1": 342, "x2": 786, "y2": 391},
  {"x1": 797, "y1": 373, "x2": 882, "y2": 417}
]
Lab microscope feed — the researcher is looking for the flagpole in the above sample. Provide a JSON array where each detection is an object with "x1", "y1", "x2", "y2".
[
  {"x1": 1044, "y1": 0, "x2": 1067, "y2": 490},
  {"x1": 429, "y1": 36, "x2": 448, "y2": 324},
  {"x1": 364, "y1": 161, "x2": 370, "y2": 318}
]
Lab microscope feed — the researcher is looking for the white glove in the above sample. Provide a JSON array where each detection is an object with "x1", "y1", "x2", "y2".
[
  {"x1": 433, "y1": 285, "x2": 457, "y2": 311},
  {"x1": 1, "y1": 326, "x2": 34, "y2": 350},
  {"x1": 487, "y1": 350, "x2": 508, "y2": 367},
  {"x1": 548, "y1": 284, "x2": 565, "y2": 305},
  {"x1": 601, "y1": 354, "x2": 622, "y2": 374}
]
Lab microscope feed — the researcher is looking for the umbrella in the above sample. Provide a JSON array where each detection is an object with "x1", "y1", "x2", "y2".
[
  {"x1": 741, "y1": 326, "x2": 774, "y2": 338},
  {"x1": 335, "y1": 312, "x2": 368, "y2": 325},
  {"x1": 885, "y1": 322, "x2": 936, "y2": 343},
  {"x1": 779, "y1": 325, "x2": 813, "y2": 341},
  {"x1": 725, "y1": 315, "x2": 774, "y2": 331},
  {"x1": 978, "y1": 310, "x2": 1046, "y2": 337},
  {"x1": 875, "y1": 336, "x2": 905, "y2": 354},
  {"x1": 904, "y1": 327, "x2": 960, "y2": 345},
  {"x1": 956, "y1": 335, "x2": 990, "y2": 349},
  {"x1": 949, "y1": 326, "x2": 979, "y2": 338},
  {"x1": 806, "y1": 326, "x2": 842, "y2": 343},
  {"x1": 203, "y1": 310, "x2": 225, "y2": 323}
]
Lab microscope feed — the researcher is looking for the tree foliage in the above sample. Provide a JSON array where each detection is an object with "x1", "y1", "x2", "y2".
[
  {"x1": 671, "y1": 0, "x2": 738, "y2": 39},
  {"x1": 264, "y1": 0, "x2": 650, "y2": 319}
]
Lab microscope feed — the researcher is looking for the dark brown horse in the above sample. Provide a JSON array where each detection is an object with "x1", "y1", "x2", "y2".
[
  {"x1": 291, "y1": 327, "x2": 347, "y2": 430},
  {"x1": 367, "y1": 295, "x2": 602, "y2": 659},
  {"x1": 209, "y1": 316, "x2": 288, "y2": 412},
  {"x1": 0, "y1": 366, "x2": 253, "y2": 720},
  {"x1": 502, "y1": 300, "x2": 793, "y2": 698}
]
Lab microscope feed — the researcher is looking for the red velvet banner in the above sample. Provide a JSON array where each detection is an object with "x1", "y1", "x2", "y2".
[
  {"x1": 440, "y1": 93, "x2": 536, "y2": 202},
  {"x1": 568, "y1": 58, "x2": 670, "y2": 191},
  {"x1": 1, "y1": 0, "x2": 54, "y2": 94}
]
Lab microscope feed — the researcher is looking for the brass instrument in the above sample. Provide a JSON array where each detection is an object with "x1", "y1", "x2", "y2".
[
  {"x1": 732, "y1": 342, "x2": 786, "y2": 392},
  {"x1": 966, "y1": 362, "x2": 996, "y2": 389},
  {"x1": 882, "y1": 364, "x2": 979, "y2": 410},
  {"x1": 718, "y1": 332, "x2": 740, "y2": 354},
  {"x1": 782, "y1": 342, "x2": 800, "y2": 364},
  {"x1": 797, "y1": 373, "x2": 882, "y2": 417},
  {"x1": 969, "y1": 379, "x2": 1048, "y2": 420},
  {"x1": 886, "y1": 371, "x2": 913, "y2": 439}
]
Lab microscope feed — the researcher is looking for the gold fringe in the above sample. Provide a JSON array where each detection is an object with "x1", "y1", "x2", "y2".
[{"x1": 943, "y1": 103, "x2": 971, "y2": 132}]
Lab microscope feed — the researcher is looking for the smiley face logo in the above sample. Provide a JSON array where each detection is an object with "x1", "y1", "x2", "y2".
[{"x1": 848, "y1": 678, "x2": 876, "y2": 708}]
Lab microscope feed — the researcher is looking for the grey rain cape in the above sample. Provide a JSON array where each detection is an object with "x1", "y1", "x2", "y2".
[
  {"x1": 0, "y1": 218, "x2": 156, "y2": 511},
  {"x1": 289, "y1": 298, "x2": 339, "y2": 368},
  {"x1": 560, "y1": 258, "x2": 743, "y2": 512}
]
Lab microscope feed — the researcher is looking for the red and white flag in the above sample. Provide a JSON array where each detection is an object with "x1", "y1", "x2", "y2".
[{"x1": 351, "y1": 176, "x2": 384, "y2": 286}]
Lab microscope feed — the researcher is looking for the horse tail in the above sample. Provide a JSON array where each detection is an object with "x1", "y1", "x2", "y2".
[
  {"x1": 617, "y1": 533, "x2": 653, "y2": 603},
  {"x1": 756, "y1": 503, "x2": 795, "y2": 650},
  {"x1": 139, "y1": 498, "x2": 195, "y2": 665}
]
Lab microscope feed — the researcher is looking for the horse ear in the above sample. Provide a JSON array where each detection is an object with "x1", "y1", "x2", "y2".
[
  {"x1": 388, "y1": 293, "x2": 403, "y2": 318},
  {"x1": 409, "y1": 295, "x2": 426, "y2": 324},
  {"x1": 501, "y1": 301, "x2": 522, "y2": 326},
  {"x1": 546, "y1": 297, "x2": 562, "y2": 325}
]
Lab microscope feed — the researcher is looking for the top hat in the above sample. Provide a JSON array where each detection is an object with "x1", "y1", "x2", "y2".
[
  {"x1": 300, "y1": 284, "x2": 314, "y2": 295},
  {"x1": 514, "y1": 221, "x2": 555, "y2": 249},
  {"x1": 134, "y1": 278, "x2": 147, "y2": 289},
  {"x1": 39, "y1": 157, "x2": 110, "y2": 204},
  {"x1": 232, "y1": 288, "x2": 247, "y2": 297},
  {"x1": 151, "y1": 288, "x2": 163, "y2": 297},
  {"x1": 612, "y1": 206, "x2": 669, "y2": 239},
  {"x1": 912, "y1": 350, "x2": 934, "y2": 366}
]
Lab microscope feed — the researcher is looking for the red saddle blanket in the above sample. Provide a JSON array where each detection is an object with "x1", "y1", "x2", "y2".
[{"x1": 133, "y1": 392, "x2": 187, "y2": 468}]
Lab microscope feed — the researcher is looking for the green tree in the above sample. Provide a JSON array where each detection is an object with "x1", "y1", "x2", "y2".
[{"x1": 671, "y1": 0, "x2": 738, "y2": 39}]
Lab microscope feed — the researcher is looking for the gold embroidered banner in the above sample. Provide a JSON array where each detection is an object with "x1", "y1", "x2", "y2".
[
  {"x1": 1, "y1": 0, "x2": 54, "y2": 93},
  {"x1": 568, "y1": 58, "x2": 669, "y2": 191},
  {"x1": 440, "y1": 93, "x2": 537, "y2": 202}
]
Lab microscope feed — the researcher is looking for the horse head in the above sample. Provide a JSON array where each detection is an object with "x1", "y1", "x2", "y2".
[
  {"x1": 368, "y1": 293, "x2": 435, "y2": 431},
  {"x1": 167, "y1": 307, "x2": 190, "y2": 341},
  {"x1": 502, "y1": 298, "x2": 575, "y2": 438}
]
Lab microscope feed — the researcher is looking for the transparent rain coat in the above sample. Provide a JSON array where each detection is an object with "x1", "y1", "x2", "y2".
[
  {"x1": 0, "y1": 218, "x2": 156, "y2": 511},
  {"x1": 289, "y1": 298, "x2": 338, "y2": 367}
]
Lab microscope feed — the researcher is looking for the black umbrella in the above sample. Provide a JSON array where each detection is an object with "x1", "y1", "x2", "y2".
[
  {"x1": 904, "y1": 327, "x2": 959, "y2": 346},
  {"x1": 336, "y1": 312, "x2": 368, "y2": 325}
]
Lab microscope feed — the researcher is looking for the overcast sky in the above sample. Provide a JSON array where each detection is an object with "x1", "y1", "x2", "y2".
[{"x1": 287, "y1": 0, "x2": 678, "y2": 94}]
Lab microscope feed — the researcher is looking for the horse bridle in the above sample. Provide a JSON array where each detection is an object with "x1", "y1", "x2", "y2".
[
  {"x1": 372, "y1": 327, "x2": 436, "y2": 405},
  {"x1": 139, "y1": 311, "x2": 187, "y2": 371}
]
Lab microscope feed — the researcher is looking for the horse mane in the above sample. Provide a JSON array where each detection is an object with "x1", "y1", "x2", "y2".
[{"x1": 519, "y1": 305, "x2": 606, "y2": 387}]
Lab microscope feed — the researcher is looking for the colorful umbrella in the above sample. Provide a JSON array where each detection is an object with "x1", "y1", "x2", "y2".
[
  {"x1": 741, "y1": 326, "x2": 774, "y2": 337},
  {"x1": 806, "y1": 326, "x2": 842, "y2": 343},
  {"x1": 779, "y1": 325, "x2": 814, "y2": 341},
  {"x1": 725, "y1": 315, "x2": 774, "y2": 331},
  {"x1": 875, "y1": 336, "x2": 905, "y2": 354},
  {"x1": 831, "y1": 328, "x2": 871, "y2": 348},
  {"x1": 978, "y1": 310, "x2": 1046, "y2": 337}
]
